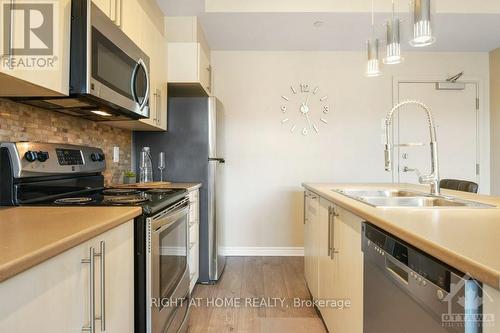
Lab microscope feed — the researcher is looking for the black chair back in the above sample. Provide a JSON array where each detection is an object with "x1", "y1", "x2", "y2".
[{"x1": 439, "y1": 179, "x2": 478, "y2": 193}]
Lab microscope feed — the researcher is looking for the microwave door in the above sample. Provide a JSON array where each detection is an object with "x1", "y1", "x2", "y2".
[{"x1": 89, "y1": 27, "x2": 149, "y2": 118}]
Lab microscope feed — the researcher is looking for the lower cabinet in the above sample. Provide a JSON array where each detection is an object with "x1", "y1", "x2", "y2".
[
  {"x1": 304, "y1": 190, "x2": 320, "y2": 300},
  {"x1": 306, "y1": 194, "x2": 363, "y2": 333},
  {"x1": 188, "y1": 189, "x2": 200, "y2": 292},
  {"x1": 0, "y1": 220, "x2": 134, "y2": 333}
]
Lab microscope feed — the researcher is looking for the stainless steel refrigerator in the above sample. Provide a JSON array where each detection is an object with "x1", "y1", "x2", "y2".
[{"x1": 133, "y1": 96, "x2": 226, "y2": 283}]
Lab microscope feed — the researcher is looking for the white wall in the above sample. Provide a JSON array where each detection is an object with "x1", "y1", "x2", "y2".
[
  {"x1": 212, "y1": 51, "x2": 489, "y2": 250},
  {"x1": 491, "y1": 48, "x2": 500, "y2": 195}
]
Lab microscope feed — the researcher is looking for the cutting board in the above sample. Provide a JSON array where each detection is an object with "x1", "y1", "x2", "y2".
[{"x1": 111, "y1": 182, "x2": 172, "y2": 189}]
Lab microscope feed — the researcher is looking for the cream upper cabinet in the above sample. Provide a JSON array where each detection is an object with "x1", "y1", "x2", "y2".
[
  {"x1": 166, "y1": 17, "x2": 212, "y2": 97},
  {"x1": 0, "y1": 0, "x2": 71, "y2": 96},
  {"x1": 0, "y1": 220, "x2": 134, "y2": 333},
  {"x1": 304, "y1": 190, "x2": 320, "y2": 300}
]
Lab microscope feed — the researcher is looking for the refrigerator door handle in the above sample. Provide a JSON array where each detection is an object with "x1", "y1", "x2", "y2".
[{"x1": 208, "y1": 158, "x2": 225, "y2": 164}]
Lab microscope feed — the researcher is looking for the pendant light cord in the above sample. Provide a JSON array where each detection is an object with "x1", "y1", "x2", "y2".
[{"x1": 371, "y1": 0, "x2": 375, "y2": 36}]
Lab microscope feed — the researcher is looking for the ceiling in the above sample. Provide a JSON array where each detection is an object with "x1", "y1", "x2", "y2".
[{"x1": 156, "y1": 0, "x2": 500, "y2": 52}]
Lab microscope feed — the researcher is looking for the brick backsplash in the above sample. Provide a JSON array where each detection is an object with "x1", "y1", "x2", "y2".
[{"x1": 0, "y1": 98, "x2": 132, "y2": 185}]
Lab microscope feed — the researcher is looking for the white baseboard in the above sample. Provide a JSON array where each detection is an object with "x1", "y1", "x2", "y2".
[{"x1": 220, "y1": 247, "x2": 304, "y2": 256}]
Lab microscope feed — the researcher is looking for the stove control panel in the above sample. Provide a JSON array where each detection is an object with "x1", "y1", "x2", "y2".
[{"x1": 0, "y1": 142, "x2": 106, "y2": 178}]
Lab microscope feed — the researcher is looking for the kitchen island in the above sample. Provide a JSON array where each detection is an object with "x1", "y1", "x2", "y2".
[{"x1": 302, "y1": 183, "x2": 500, "y2": 333}]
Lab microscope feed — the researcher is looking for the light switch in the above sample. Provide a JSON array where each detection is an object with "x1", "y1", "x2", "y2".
[{"x1": 113, "y1": 146, "x2": 120, "y2": 162}]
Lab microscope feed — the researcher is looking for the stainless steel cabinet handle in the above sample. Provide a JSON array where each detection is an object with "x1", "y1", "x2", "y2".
[
  {"x1": 82, "y1": 247, "x2": 96, "y2": 333},
  {"x1": 327, "y1": 206, "x2": 332, "y2": 256},
  {"x1": 303, "y1": 192, "x2": 307, "y2": 225},
  {"x1": 94, "y1": 241, "x2": 106, "y2": 331},
  {"x1": 330, "y1": 207, "x2": 339, "y2": 260}
]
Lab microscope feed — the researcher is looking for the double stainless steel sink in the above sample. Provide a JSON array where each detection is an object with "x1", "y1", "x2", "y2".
[{"x1": 333, "y1": 189, "x2": 496, "y2": 208}]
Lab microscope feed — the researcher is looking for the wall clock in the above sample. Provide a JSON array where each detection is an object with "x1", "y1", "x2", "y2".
[{"x1": 280, "y1": 83, "x2": 330, "y2": 135}]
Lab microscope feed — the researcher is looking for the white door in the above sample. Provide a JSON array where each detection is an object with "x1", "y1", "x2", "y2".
[{"x1": 395, "y1": 81, "x2": 479, "y2": 187}]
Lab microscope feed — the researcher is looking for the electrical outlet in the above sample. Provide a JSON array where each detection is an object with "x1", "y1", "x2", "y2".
[{"x1": 113, "y1": 147, "x2": 120, "y2": 162}]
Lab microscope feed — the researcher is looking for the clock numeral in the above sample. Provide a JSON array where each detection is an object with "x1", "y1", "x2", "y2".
[
  {"x1": 323, "y1": 106, "x2": 330, "y2": 114},
  {"x1": 320, "y1": 95, "x2": 328, "y2": 102},
  {"x1": 290, "y1": 86, "x2": 297, "y2": 94},
  {"x1": 290, "y1": 125, "x2": 297, "y2": 133},
  {"x1": 281, "y1": 95, "x2": 289, "y2": 101},
  {"x1": 300, "y1": 84, "x2": 310, "y2": 93},
  {"x1": 281, "y1": 118, "x2": 289, "y2": 124},
  {"x1": 313, "y1": 87, "x2": 319, "y2": 95},
  {"x1": 302, "y1": 128, "x2": 308, "y2": 136},
  {"x1": 313, "y1": 124, "x2": 319, "y2": 133},
  {"x1": 321, "y1": 118, "x2": 328, "y2": 124},
  {"x1": 281, "y1": 105, "x2": 287, "y2": 112}
]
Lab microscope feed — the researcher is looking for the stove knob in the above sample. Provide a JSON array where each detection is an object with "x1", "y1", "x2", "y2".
[
  {"x1": 37, "y1": 151, "x2": 49, "y2": 162},
  {"x1": 98, "y1": 153, "x2": 105, "y2": 161},
  {"x1": 436, "y1": 289, "x2": 444, "y2": 301},
  {"x1": 91, "y1": 152, "x2": 99, "y2": 162},
  {"x1": 25, "y1": 151, "x2": 38, "y2": 162}
]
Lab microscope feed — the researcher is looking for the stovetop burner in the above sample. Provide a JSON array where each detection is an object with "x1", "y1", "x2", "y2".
[
  {"x1": 54, "y1": 197, "x2": 94, "y2": 204},
  {"x1": 102, "y1": 195, "x2": 150, "y2": 205},
  {"x1": 102, "y1": 188, "x2": 141, "y2": 196}
]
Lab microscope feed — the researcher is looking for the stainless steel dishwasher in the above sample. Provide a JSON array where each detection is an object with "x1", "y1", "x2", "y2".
[{"x1": 362, "y1": 222, "x2": 482, "y2": 333}]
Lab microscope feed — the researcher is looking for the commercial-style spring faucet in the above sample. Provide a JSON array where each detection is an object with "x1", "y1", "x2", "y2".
[{"x1": 384, "y1": 100, "x2": 441, "y2": 195}]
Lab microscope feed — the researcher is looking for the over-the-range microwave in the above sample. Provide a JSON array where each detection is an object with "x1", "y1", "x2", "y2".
[{"x1": 14, "y1": 0, "x2": 150, "y2": 121}]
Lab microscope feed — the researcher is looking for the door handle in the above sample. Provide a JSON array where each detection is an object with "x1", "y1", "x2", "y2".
[
  {"x1": 82, "y1": 247, "x2": 96, "y2": 333},
  {"x1": 81, "y1": 242, "x2": 105, "y2": 333},
  {"x1": 94, "y1": 241, "x2": 106, "y2": 331},
  {"x1": 330, "y1": 207, "x2": 339, "y2": 260},
  {"x1": 208, "y1": 158, "x2": 225, "y2": 163},
  {"x1": 327, "y1": 206, "x2": 332, "y2": 256}
]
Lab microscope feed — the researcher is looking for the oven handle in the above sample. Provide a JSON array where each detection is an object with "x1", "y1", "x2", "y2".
[{"x1": 152, "y1": 203, "x2": 189, "y2": 233}]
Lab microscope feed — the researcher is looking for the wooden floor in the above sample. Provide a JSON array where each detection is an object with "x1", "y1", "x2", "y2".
[{"x1": 187, "y1": 257, "x2": 327, "y2": 333}]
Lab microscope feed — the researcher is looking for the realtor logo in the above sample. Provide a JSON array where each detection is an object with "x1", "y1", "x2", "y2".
[
  {"x1": 1, "y1": 1, "x2": 59, "y2": 70},
  {"x1": 441, "y1": 273, "x2": 495, "y2": 329}
]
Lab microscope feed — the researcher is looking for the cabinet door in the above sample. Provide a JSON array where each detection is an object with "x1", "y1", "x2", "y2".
[
  {"x1": 304, "y1": 191, "x2": 320, "y2": 299},
  {"x1": 333, "y1": 207, "x2": 363, "y2": 333},
  {"x1": 0, "y1": 240, "x2": 89, "y2": 332},
  {"x1": 198, "y1": 45, "x2": 211, "y2": 95},
  {"x1": 93, "y1": 220, "x2": 134, "y2": 333},
  {"x1": 0, "y1": 0, "x2": 71, "y2": 96},
  {"x1": 121, "y1": 0, "x2": 141, "y2": 45},
  {"x1": 318, "y1": 198, "x2": 338, "y2": 330},
  {"x1": 92, "y1": 0, "x2": 111, "y2": 19}
]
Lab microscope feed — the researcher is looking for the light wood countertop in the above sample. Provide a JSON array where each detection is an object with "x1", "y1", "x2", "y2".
[
  {"x1": 303, "y1": 183, "x2": 500, "y2": 290},
  {"x1": 0, "y1": 206, "x2": 142, "y2": 282}
]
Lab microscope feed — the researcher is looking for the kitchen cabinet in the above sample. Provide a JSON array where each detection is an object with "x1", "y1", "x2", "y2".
[
  {"x1": 188, "y1": 189, "x2": 200, "y2": 292},
  {"x1": 166, "y1": 17, "x2": 212, "y2": 97},
  {"x1": 0, "y1": 220, "x2": 134, "y2": 333},
  {"x1": 0, "y1": 0, "x2": 71, "y2": 96},
  {"x1": 304, "y1": 190, "x2": 320, "y2": 300},
  {"x1": 307, "y1": 195, "x2": 363, "y2": 333}
]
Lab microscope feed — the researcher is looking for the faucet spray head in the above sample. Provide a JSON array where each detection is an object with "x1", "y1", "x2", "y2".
[{"x1": 384, "y1": 144, "x2": 392, "y2": 171}]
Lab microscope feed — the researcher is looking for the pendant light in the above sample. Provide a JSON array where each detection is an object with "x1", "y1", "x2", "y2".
[
  {"x1": 383, "y1": 0, "x2": 403, "y2": 64},
  {"x1": 366, "y1": 0, "x2": 381, "y2": 77},
  {"x1": 409, "y1": 0, "x2": 435, "y2": 47}
]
